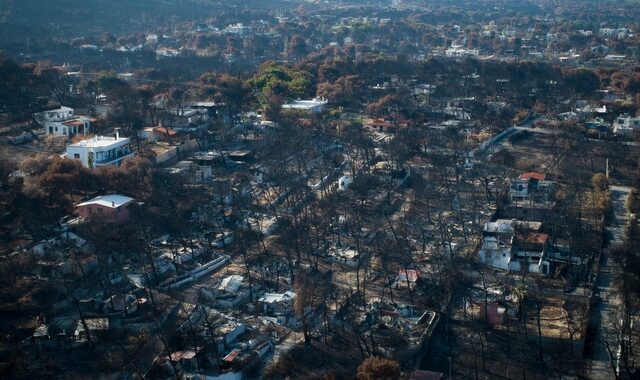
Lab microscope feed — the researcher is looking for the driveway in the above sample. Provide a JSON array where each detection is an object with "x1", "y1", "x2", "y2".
[{"x1": 585, "y1": 186, "x2": 631, "y2": 379}]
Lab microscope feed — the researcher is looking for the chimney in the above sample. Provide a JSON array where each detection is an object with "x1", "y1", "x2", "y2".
[
  {"x1": 115, "y1": 128, "x2": 121, "y2": 140},
  {"x1": 112, "y1": 201, "x2": 115, "y2": 207}
]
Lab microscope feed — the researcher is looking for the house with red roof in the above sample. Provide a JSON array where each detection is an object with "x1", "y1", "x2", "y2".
[
  {"x1": 512, "y1": 230, "x2": 550, "y2": 274},
  {"x1": 363, "y1": 114, "x2": 411, "y2": 133},
  {"x1": 34, "y1": 106, "x2": 96, "y2": 137},
  {"x1": 509, "y1": 171, "x2": 553, "y2": 202},
  {"x1": 479, "y1": 219, "x2": 551, "y2": 275}
]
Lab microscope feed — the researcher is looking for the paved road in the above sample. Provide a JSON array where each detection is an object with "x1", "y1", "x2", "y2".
[
  {"x1": 514, "y1": 125, "x2": 560, "y2": 135},
  {"x1": 586, "y1": 185, "x2": 631, "y2": 380},
  {"x1": 514, "y1": 124, "x2": 639, "y2": 146}
]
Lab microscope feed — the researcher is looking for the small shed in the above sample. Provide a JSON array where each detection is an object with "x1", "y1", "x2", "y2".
[{"x1": 338, "y1": 176, "x2": 352, "y2": 191}]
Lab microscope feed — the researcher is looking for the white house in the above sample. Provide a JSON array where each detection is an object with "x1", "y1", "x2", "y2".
[
  {"x1": 338, "y1": 175, "x2": 352, "y2": 191},
  {"x1": 36, "y1": 106, "x2": 73, "y2": 121},
  {"x1": 258, "y1": 291, "x2": 296, "y2": 314},
  {"x1": 478, "y1": 219, "x2": 515, "y2": 270},
  {"x1": 156, "y1": 48, "x2": 180, "y2": 57},
  {"x1": 168, "y1": 107, "x2": 209, "y2": 130},
  {"x1": 216, "y1": 275, "x2": 250, "y2": 308},
  {"x1": 34, "y1": 106, "x2": 93, "y2": 137},
  {"x1": 605, "y1": 54, "x2": 626, "y2": 61},
  {"x1": 282, "y1": 97, "x2": 328, "y2": 113},
  {"x1": 445, "y1": 42, "x2": 479, "y2": 57},
  {"x1": 508, "y1": 172, "x2": 553, "y2": 202},
  {"x1": 599, "y1": 28, "x2": 616, "y2": 36},
  {"x1": 145, "y1": 33, "x2": 159, "y2": 45},
  {"x1": 31, "y1": 230, "x2": 90, "y2": 256},
  {"x1": 613, "y1": 115, "x2": 640, "y2": 136},
  {"x1": 224, "y1": 23, "x2": 250, "y2": 36},
  {"x1": 66, "y1": 131, "x2": 134, "y2": 168},
  {"x1": 478, "y1": 219, "x2": 550, "y2": 274},
  {"x1": 600, "y1": 28, "x2": 630, "y2": 38}
]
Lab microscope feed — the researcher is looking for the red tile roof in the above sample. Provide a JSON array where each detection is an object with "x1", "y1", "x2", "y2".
[
  {"x1": 519, "y1": 172, "x2": 546, "y2": 181},
  {"x1": 517, "y1": 232, "x2": 549, "y2": 245},
  {"x1": 153, "y1": 126, "x2": 179, "y2": 137},
  {"x1": 63, "y1": 118, "x2": 96, "y2": 127},
  {"x1": 222, "y1": 348, "x2": 241, "y2": 363}
]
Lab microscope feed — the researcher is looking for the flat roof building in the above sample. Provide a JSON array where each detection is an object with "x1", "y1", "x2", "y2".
[
  {"x1": 66, "y1": 131, "x2": 134, "y2": 168},
  {"x1": 76, "y1": 194, "x2": 134, "y2": 224},
  {"x1": 282, "y1": 97, "x2": 328, "y2": 113}
]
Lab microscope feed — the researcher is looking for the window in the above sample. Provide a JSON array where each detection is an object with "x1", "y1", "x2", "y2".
[
  {"x1": 74, "y1": 153, "x2": 80, "y2": 159},
  {"x1": 55, "y1": 126, "x2": 58, "y2": 132}
]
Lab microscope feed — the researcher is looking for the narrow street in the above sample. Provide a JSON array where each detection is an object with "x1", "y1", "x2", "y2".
[{"x1": 586, "y1": 185, "x2": 631, "y2": 380}]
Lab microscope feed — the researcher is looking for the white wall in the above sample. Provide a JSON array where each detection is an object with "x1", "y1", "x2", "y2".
[{"x1": 67, "y1": 145, "x2": 89, "y2": 167}]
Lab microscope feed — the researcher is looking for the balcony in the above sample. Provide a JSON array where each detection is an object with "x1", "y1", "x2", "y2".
[{"x1": 94, "y1": 151, "x2": 135, "y2": 167}]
